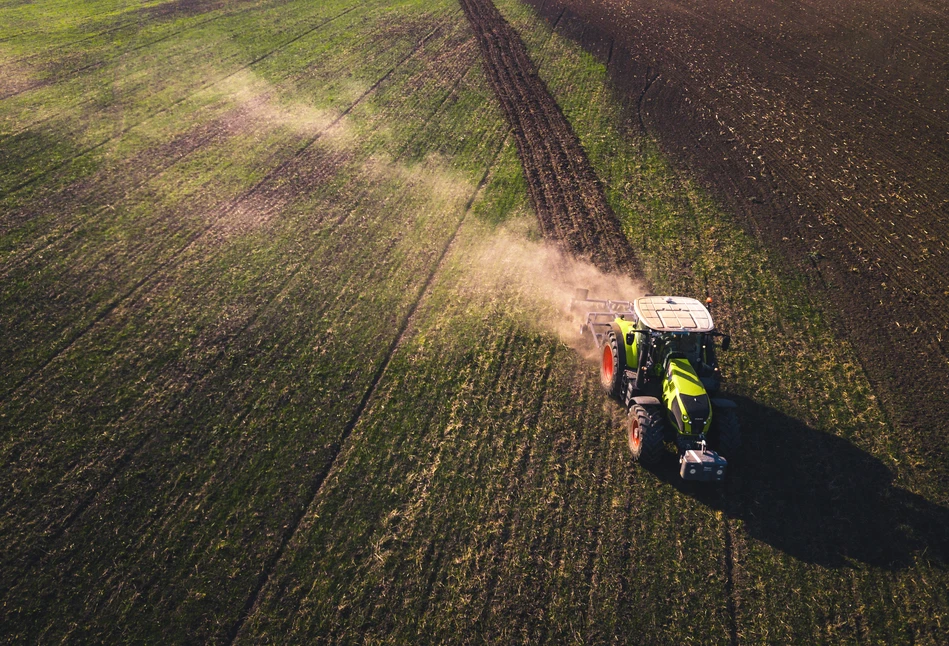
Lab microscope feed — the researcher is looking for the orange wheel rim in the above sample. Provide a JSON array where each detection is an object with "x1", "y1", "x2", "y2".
[
  {"x1": 630, "y1": 417, "x2": 642, "y2": 451},
  {"x1": 602, "y1": 345, "x2": 613, "y2": 381}
]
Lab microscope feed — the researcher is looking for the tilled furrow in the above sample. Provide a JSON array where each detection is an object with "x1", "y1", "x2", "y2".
[
  {"x1": 498, "y1": 63, "x2": 568, "y2": 236},
  {"x1": 499, "y1": 0, "x2": 626, "y2": 265},
  {"x1": 460, "y1": 0, "x2": 635, "y2": 275},
  {"x1": 482, "y1": 13, "x2": 581, "y2": 243}
]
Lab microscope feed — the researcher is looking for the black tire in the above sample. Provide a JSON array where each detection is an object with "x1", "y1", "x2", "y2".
[
  {"x1": 600, "y1": 330, "x2": 625, "y2": 400},
  {"x1": 628, "y1": 404, "x2": 665, "y2": 464},
  {"x1": 712, "y1": 408, "x2": 741, "y2": 461}
]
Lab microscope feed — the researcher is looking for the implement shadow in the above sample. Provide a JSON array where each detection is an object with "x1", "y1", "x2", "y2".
[{"x1": 644, "y1": 395, "x2": 949, "y2": 569}]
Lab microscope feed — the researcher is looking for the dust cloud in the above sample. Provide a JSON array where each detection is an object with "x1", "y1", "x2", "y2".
[
  {"x1": 466, "y1": 222, "x2": 645, "y2": 360},
  {"x1": 362, "y1": 152, "x2": 472, "y2": 209},
  {"x1": 215, "y1": 69, "x2": 353, "y2": 146}
]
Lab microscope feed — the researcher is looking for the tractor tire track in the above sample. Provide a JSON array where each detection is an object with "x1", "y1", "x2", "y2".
[
  {"x1": 0, "y1": 147, "x2": 353, "y2": 600},
  {"x1": 0, "y1": 25, "x2": 462, "y2": 603},
  {"x1": 0, "y1": 28, "x2": 437, "y2": 406},
  {"x1": 0, "y1": 18, "x2": 418, "y2": 277},
  {"x1": 0, "y1": 2, "x2": 264, "y2": 101},
  {"x1": 0, "y1": 4, "x2": 359, "y2": 199},
  {"x1": 459, "y1": 0, "x2": 636, "y2": 276},
  {"x1": 225, "y1": 132, "x2": 509, "y2": 646}
]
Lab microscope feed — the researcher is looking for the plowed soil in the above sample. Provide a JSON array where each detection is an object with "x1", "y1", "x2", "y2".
[
  {"x1": 524, "y1": 0, "x2": 949, "y2": 478},
  {"x1": 460, "y1": 0, "x2": 636, "y2": 274}
]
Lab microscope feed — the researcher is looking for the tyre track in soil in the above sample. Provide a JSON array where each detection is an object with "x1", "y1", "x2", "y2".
[
  {"x1": 0, "y1": 0, "x2": 335, "y2": 142},
  {"x1": 0, "y1": 7, "x2": 412, "y2": 407},
  {"x1": 0, "y1": 14, "x2": 420, "y2": 278},
  {"x1": 459, "y1": 1, "x2": 742, "y2": 639},
  {"x1": 459, "y1": 0, "x2": 635, "y2": 276},
  {"x1": 226, "y1": 133, "x2": 509, "y2": 646},
  {"x1": 0, "y1": 24, "x2": 467, "y2": 600},
  {"x1": 0, "y1": 4, "x2": 359, "y2": 199},
  {"x1": 0, "y1": 1, "x2": 267, "y2": 101}
]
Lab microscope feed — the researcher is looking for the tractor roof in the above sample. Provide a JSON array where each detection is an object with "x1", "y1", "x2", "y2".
[{"x1": 634, "y1": 296, "x2": 714, "y2": 332}]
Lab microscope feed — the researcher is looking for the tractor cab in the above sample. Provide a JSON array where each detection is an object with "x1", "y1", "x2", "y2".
[
  {"x1": 633, "y1": 297, "x2": 726, "y2": 393},
  {"x1": 655, "y1": 331, "x2": 700, "y2": 370}
]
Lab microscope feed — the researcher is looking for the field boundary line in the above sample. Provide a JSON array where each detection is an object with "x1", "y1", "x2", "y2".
[
  {"x1": 0, "y1": 30, "x2": 438, "y2": 405},
  {"x1": 225, "y1": 132, "x2": 510, "y2": 645},
  {"x1": 0, "y1": 4, "x2": 361, "y2": 199}
]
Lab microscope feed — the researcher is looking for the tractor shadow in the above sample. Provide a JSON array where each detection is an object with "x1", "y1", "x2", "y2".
[{"x1": 643, "y1": 395, "x2": 949, "y2": 569}]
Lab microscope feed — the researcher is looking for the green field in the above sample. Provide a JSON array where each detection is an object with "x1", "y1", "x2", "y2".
[{"x1": 1, "y1": 0, "x2": 946, "y2": 642}]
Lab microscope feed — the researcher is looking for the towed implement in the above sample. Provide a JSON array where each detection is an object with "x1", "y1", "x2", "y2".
[{"x1": 573, "y1": 291, "x2": 740, "y2": 482}]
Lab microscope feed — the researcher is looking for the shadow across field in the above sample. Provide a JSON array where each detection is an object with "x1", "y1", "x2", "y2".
[{"x1": 645, "y1": 395, "x2": 949, "y2": 569}]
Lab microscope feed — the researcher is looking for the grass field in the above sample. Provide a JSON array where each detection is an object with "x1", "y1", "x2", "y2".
[{"x1": 1, "y1": 0, "x2": 946, "y2": 643}]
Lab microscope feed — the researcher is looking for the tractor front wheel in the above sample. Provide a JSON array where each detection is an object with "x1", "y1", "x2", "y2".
[
  {"x1": 600, "y1": 330, "x2": 625, "y2": 400},
  {"x1": 712, "y1": 409, "x2": 741, "y2": 461},
  {"x1": 628, "y1": 404, "x2": 664, "y2": 464}
]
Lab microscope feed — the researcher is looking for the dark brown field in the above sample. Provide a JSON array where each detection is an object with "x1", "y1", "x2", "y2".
[{"x1": 526, "y1": 0, "x2": 949, "y2": 489}]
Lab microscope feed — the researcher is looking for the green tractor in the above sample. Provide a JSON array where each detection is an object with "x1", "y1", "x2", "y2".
[{"x1": 573, "y1": 291, "x2": 740, "y2": 482}]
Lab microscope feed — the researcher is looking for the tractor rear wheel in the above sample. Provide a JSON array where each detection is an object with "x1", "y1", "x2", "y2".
[
  {"x1": 712, "y1": 408, "x2": 741, "y2": 461},
  {"x1": 600, "y1": 330, "x2": 625, "y2": 400},
  {"x1": 628, "y1": 404, "x2": 664, "y2": 464}
]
